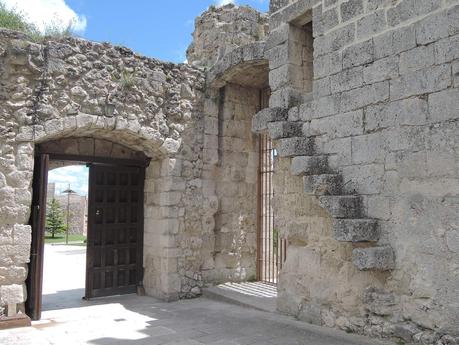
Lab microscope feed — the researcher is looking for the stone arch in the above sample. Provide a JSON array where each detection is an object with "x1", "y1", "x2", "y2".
[
  {"x1": 17, "y1": 114, "x2": 182, "y2": 159},
  {"x1": 208, "y1": 42, "x2": 269, "y2": 89}
]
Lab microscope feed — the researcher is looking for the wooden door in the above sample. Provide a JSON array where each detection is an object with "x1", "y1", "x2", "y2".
[
  {"x1": 85, "y1": 164, "x2": 144, "y2": 299},
  {"x1": 26, "y1": 154, "x2": 49, "y2": 320}
]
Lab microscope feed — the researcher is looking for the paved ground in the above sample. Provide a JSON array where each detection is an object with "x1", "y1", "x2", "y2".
[
  {"x1": 42, "y1": 244, "x2": 87, "y2": 310},
  {"x1": 3, "y1": 295, "x2": 394, "y2": 345},
  {"x1": 0, "y1": 245, "x2": 395, "y2": 345}
]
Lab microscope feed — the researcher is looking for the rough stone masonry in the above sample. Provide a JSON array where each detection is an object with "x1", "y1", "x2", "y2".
[{"x1": 0, "y1": 1, "x2": 458, "y2": 344}]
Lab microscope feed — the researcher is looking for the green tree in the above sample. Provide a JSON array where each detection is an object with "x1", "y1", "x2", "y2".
[{"x1": 46, "y1": 198, "x2": 67, "y2": 238}]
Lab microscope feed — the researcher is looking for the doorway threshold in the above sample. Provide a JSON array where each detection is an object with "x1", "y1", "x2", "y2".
[{"x1": 202, "y1": 281, "x2": 277, "y2": 313}]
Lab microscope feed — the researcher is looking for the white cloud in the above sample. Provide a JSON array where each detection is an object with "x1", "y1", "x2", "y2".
[
  {"x1": 216, "y1": 0, "x2": 235, "y2": 6},
  {"x1": 48, "y1": 165, "x2": 88, "y2": 196},
  {"x1": 2, "y1": 0, "x2": 87, "y2": 33}
]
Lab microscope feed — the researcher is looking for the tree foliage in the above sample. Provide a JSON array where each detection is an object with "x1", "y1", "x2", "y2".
[{"x1": 46, "y1": 198, "x2": 67, "y2": 238}]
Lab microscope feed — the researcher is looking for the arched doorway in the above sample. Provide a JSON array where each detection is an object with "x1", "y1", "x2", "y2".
[{"x1": 26, "y1": 137, "x2": 150, "y2": 320}]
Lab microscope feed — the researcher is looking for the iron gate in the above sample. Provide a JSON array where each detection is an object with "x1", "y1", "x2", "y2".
[{"x1": 257, "y1": 134, "x2": 286, "y2": 284}]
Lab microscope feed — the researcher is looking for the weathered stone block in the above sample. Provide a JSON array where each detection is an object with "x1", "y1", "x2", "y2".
[
  {"x1": 356, "y1": 10, "x2": 386, "y2": 40},
  {"x1": 0, "y1": 284, "x2": 25, "y2": 304},
  {"x1": 435, "y1": 35, "x2": 459, "y2": 65},
  {"x1": 265, "y1": 24, "x2": 289, "y2": 51},
  {"x1": 314, "y1": 23, "x2": 355, "y2": 57},
  {"x1": 267, "y1": 121, "x2": 302, "y2": 139},
  {"x1": 290, "y1": 155, "x2": 328, "y2": 176},
  {"x1": 318, "y1": 195, "x2": 362, "y2": 218},
  {"x1": 374, "y1": 25, "x2": 416, "y2": 60},
  {"x1": 340, "y1": 0, "x2": 363, "y2": 22},
  {"x1": 333, "y1": 219, "x2": 379, "y2": 242},
  {"x1": 310, "y1": 109, "x2": 363, "y2": 138},
  {"x1": 415, "y1": 10, "x2": 450, "y2": 45},
  {"x1": 251, "y1": 107, "x2": 288, "y2": 133},
  {"x1": 390, "y1": 64, "x2": 451, "y2": 101},
  {"x1": 313, "y1": 51, "x2": 341, "y2": 79},
  {"x1": 330, "y1": 66, "x2": 363, "y2": 93},
  {"x1": 365, "y1": 96, "x2": 428, "y2": 131},
  {"x1": 303, "y1": 174, "x2": 343, "y2": 196},
  {"x1": 340, "y1": 81, "x2": 389, "y2": 112},
  {"x1": 352, "y1": 246, "x2": 395, "y2": 270},
  {"x1": 269, "y1": 87, "x2": 305, "y2": 108},
  {"x1": 399, "y1": 45, "x2": 435, "y2": 74},
  {"x1": 428, "y1": 88, "x2": 459, "y2": 123},
  {"x1": 276, "y1": 137, "x2": 315, "y2": 157},
  {"x1": 363, "y1": 55, "x2": 399, "y2": 84},
  {"x1": 319, "y1": 7, "x2": 339, "y2": 34},
  {"x1": 342, "y1": 39, "x2": 374, "y2": 69}
]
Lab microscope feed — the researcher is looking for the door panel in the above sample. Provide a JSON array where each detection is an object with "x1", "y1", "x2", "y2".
[
  {"x1": 26, "y1": 154, "x2": 49, "y2": 320},
  {"x1": 86, "y1": 164, "x2": 144, "y2": 299}
]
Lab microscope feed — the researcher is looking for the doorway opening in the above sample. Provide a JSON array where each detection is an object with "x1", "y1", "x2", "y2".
[
  {"x1": 42, "y1": 165, "x2": 88, "y2": 311},
  {"x1": 256, "y1": 88, "x2": 286, "y2": 285},
  {"x1": 26, "y1": 140, "x2": 148, "y2": 320}
]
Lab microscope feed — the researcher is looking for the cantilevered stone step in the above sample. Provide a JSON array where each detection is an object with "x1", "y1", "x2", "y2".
[
  {"x1": 252, "y1": 107, "x2": 288, "y2": 133},
  {"x1": 267, "y1": 121, "x2": 302, "y2": 139},
  {"x1": 333, "y1": 219, "x2": 379, "y2": 242},
  {"x1": 276, "y1": 137, "x2": 314, "y2": 157},
  {"x1": 291, "y1": 155, "x2": 329, "y2": 176},
  {"x1": 303, "y1": 174, "x2": 342, "y2": 196},
  {"x1": 352, "y1": 246, "x2": 395, "y2": 271},
  {"x1": 318, "y1": 195, "x2": 362, "y2": 218}
]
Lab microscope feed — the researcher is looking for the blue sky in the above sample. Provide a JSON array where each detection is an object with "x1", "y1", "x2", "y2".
[
  {"x1": 66, "y1": 0, "x2": 268, "y2": 62},
  {"x1": 49, "y1": 165, "x2": 89, "y2": 196},
  {"x1": 4, "y1": 0, "x2": 268, "y2": 63}
]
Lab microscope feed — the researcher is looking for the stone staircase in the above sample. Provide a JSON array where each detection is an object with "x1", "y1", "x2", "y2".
[{"x1": 252, "y1": 107, "x2": 394, "y2": 271}]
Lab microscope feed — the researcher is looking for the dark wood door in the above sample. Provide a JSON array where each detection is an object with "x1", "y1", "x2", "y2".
[
  {"x1": 85, "y1": 164, "x2": 144, "y2": 299},
  {"x1": 26, "y1": 154, "x2": 49, "y2": 320}
]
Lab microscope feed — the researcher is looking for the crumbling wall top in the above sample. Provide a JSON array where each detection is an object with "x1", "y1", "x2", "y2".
[{"x1": 186, "y1": 4, "x2": 268, "y2": 68}]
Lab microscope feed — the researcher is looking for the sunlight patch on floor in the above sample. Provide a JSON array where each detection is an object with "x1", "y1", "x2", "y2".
[{"x1": 217, "y1": 282, "x2": 277, "y2": 298}]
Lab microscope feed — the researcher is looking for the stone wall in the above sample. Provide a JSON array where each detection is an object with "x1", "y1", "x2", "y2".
[
  {"x1": 187, "y1": 4, "x2": 269, "y2": 68},
  {"x1": 204, "y1": 83, "x2": 260, "y2": 283},
  {"x1": 257, "y1": 0, "x2": 459, "y2": 343},
  {"x1": 0, "y1": 28, "x2": 209, "y2": 313}
]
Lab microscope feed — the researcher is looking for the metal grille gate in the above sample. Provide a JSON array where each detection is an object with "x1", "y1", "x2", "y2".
[{"x1": 257, "y1": 134, "x2": 287, "y2": 284}]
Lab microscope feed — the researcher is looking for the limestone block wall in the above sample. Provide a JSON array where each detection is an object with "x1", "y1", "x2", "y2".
[
  {"x1": 262, "y1": 0, "x2": 459, "y2": 343},
  {"x1": 0, "y1": 28, "x2": 210, "y2": 314},
  {"x1": 187, "y1": 4, "x2": 269, "y2": 68},
  {"x1": 202, "y1": 83, "x2": 259, "y2": 284}
]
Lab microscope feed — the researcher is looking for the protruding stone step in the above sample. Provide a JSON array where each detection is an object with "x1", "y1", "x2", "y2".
[
  {"x1": 352, "y1": 246, "x2": 395, "y2": 271},
  {"x1": 303, "y1": 174, "x2": 342, "y2": 196},
  {"x1": 276, "y1": 137, "x2": 314, "y2": 157},
  {"x1": 267, "y1": 121, "x2": 302, "y2": 139},
  {"x1": 252, "y1": 107, "x2": 288, "y2": 133},
  {"x1": 291, "y1": 155, "x2": 329, "y2": 176},
  {"x1": 333, "y1": 219, "x2": 379, "y2": 242},
  {"x1": 318, "y1": 195, "x2": 362, "y2": 218}
]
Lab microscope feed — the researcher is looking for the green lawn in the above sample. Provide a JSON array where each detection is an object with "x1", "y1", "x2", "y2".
[{"x1": 45, "y1": 233, "x2": 87, "y2": 245}]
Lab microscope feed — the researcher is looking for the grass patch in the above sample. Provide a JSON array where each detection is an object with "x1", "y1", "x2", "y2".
[
  {"x1": 0, "y1": 2, "x2": 73, "y2": 41},
  {"x1": 45, "y1": 233, "x2": 86, "y2": 244}
]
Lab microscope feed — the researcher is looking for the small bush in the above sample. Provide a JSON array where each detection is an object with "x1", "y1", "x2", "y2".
[
  {"x1": 117, "y1": 69, "x2": 138, "y2": 90},
  {"x1": 0, "y1": 2, "x2": 73, "y2": 41},
  {"x1": 0, "y1": 2, "x2": 40, "y2": 36}
]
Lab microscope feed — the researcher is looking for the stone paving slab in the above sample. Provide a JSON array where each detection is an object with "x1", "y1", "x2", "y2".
[{"x1": 0, "y1": 294, "x2": 395, "y2": 345}]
